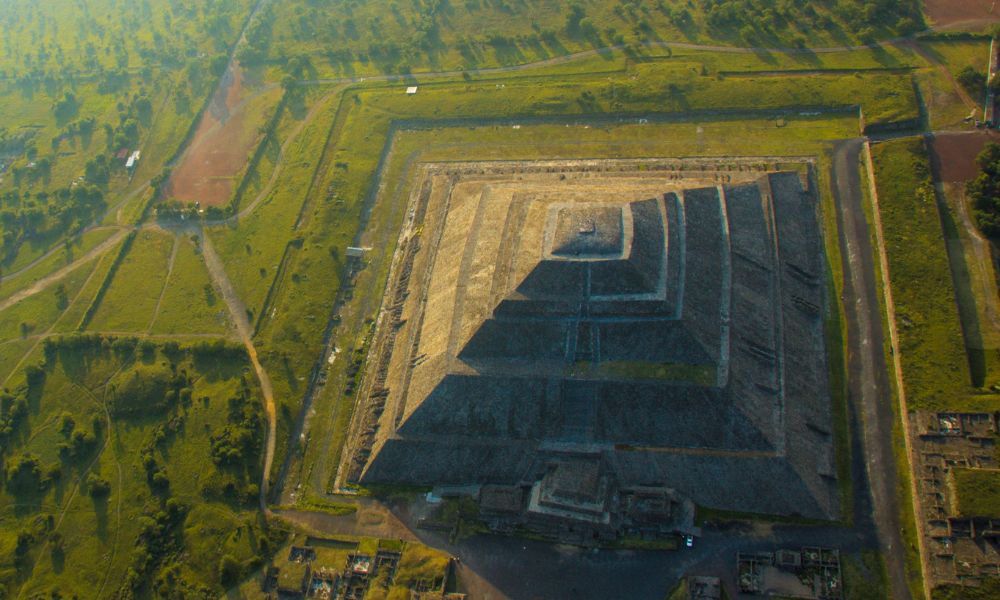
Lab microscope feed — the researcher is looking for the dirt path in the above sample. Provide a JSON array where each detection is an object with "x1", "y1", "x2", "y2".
[
  {"x1": 209, "y1": 86, "x2": 344, "y2": 226},
  {"x1": 198, "y1": 230, "x2": 276, "y2": 510},
  {"x1": 147, "y1": 233, "x2": 179, "y2": 332},
  {"x1": 0, "y1": 228, "x2": 129, "y2": 313},
  {"x1": 902, "y1": 39, "x2": 979, "y2": 111},
  {"x1": 2, "y1": 226, "x2": 123, "y2": 282},
  {"x1": 832, "y1": 139, "x2": 913, "y2": 600},
  {"x1": 94, "y1": 389, "x2": 124, "y2": 599}
]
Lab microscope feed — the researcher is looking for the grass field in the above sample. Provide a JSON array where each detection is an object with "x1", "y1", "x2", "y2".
[
  {"x1": 0, "y1": 340, "x2": 271, "y2": 597},
  {"x1": 869, "y1": 138, "x2": 1000, "y2": 411},
  {"x1": 952, "y1": 468, "x2": 1000, "y2": 518},
  {"x1": 261, "y1": 0, "x2": 925, "y2": 78},
  {"x1": 0, "y1": 256, "x2": 95, "y2": 341},
  {"x1": 85, "y1": 229, "x2": 174, "y2": 332},
  {"x1": 149, "y1": 234, "x2": 232, "y2": 336}
]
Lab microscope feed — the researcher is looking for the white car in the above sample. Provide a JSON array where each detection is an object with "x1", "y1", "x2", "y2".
[{"x1": 685, "y1": 535, "x2": 694, "y2": 548}]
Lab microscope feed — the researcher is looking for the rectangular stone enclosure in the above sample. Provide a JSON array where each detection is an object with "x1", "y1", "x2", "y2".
[{"x1": 344, "y1": 157, "x2": 838, "y2": 520}]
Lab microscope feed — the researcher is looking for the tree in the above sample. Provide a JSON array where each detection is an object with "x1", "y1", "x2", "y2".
[
  {"x1": 219, "y1": 554, "x2": 242, "y2": 586},
  {"x1": 966, "y1": 143, "x2": 1000, "y2": 237},
  {"x1": 7, "y1": 454, "x2": 43, "y2": 492},
  {"x1": 957, "y1": 66, "x2": 987, "y2": 97},
  {"x1": 86, "y1": 473, "x2": 111, "y2": 497}
]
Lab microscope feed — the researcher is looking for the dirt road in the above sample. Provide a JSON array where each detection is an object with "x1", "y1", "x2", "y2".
[
  {"x1": 831, "y1": 138, "x2": 913, "y2": 600},
  {"x1": 198, "y1": 230, "x2": 276, "y2": 509},
  {"x1": 0, "y1": 228, "x2": 129, "y2": 312}
]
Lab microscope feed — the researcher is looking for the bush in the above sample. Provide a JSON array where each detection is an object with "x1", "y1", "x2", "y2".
[
  {"x1": 109, "y1": 365, "x2": 175, "y2": 416},
  {"x1": 6, "y1": 454, "x2": 43, "y2": 493},
  {"x1": 967, "y1": 143, "x2": 1000, "y2": 237},
  {"x1": 87, "y1": 474, "x2": 111, "y2": 497},
  {"x1": 218, "y1": 554, "x2": 242, "y2": 586},
  {"x1": 957, "y1": 66, "x2": 987, "y2": 97}
]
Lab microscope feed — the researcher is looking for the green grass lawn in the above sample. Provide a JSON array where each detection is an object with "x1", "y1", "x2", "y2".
[
  {"x1": 870, "y1": 138, "x2": 999, "y2": 411},
  {"x1": 85, "y1": 229, "x2": 174, "y2": 332},
  {"x1": 842, "y1": 550, "x2": 890, "y2": 600},
  {"x1": 952, "y1": 468, "x2": 1000, "y2": 518},
  {"x1": 150, "y1": 235, "x2": 232, "y2": 336}
]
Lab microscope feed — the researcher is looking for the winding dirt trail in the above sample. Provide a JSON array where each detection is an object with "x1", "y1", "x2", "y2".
[
  {"x1": 197, "y1": 230, "x2": 276, "y2": 510},
  {"x1": 0, "y1": 228, "x2": 129, "y2": 313}
]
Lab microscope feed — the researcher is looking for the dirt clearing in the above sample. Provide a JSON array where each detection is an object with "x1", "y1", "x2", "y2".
[
  {"x1": 929, "y1": 131, "x2": 1000, "y2": 182},
  {"x1": 924, "y1": 0, "x2": 1000, "y2": 29},
  {"x1": 166, "y1": 64, "x2": 281, "y2": 207}
]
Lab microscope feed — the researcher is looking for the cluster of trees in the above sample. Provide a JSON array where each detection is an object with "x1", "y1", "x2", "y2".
[
  {"x1": 51, "y1": 92, "x2": 81, "y2": 124},
  {"x1": 209, "y1": 392, "x2": 261, "y2": 468},
  {"x1": 0, "y1": 389, "x2": 29, "y2": 446},
  {"x1": 139, "y1": 412, "x2": 189, "y2": 494},
  {"x1": 116, "y1": 498, "x2": 189, "y2": 598},
  {"x1": 271, "y1": 0, "x2": 925, "y2": 77},
  {"x1": 235, "y1": 5, "x2": 276, "y2": 65},
  {"x1": 110, "y1": 364, "x2": 192, "y2": 417},
  {"x1": 0, "y1": 0, "x2": 245, "y2": 81},
  {"x1": 967, "y1": 143, "x2": 1000, "y2": 237},
  {"x1": 0, "y1": 184, "x2": 105, "y2": 264},
  {"x1": 4, "y1": 453, "x2": 62, "y2": 496},
  {"x1": 201, "y1": 385, "x2": 262, "y2": 506},
  {"x1": 55, "y1": 412, "x2": 100, "y2": 462},
  {"x1": 696, "y1": 0, "x2": 921, "y2": 43}
]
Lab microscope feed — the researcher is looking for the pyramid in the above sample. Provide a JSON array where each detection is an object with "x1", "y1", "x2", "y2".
[{"x1": 350, "y1": 163, "x2": 838, "y2": 519}]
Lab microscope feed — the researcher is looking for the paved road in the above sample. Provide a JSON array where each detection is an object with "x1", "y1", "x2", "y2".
[{"x1": 831, "y1": 138, "x2": 912, "y2": 600}]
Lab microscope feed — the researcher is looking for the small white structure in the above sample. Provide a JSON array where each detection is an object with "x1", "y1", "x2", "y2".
[
  {"x1": 125, "y1": 150, "x2": 141, "y2": 169},
  {"x1": 405, "y1": 86, "x2": 418, "y2": 95}
]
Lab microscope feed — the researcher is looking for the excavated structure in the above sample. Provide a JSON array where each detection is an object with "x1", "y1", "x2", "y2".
[{"x1": 349, "y1": 160, "x2": 838, "y2": 519}]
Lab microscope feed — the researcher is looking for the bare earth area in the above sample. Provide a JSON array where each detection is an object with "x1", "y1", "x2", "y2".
[
  {"x1": 929, "y1": 131, "x2": 999, "y2": 182},
  {"x1": 166, "y1": 64, "x2": 277, "y2": 206},
  {"x1": 924, "y1": 0, "x2": 1000, "y2": 28}
]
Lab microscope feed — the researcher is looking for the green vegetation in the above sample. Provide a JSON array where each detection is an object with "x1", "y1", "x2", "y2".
[
  {"x1": 933, "y1": 577, "x2": 1000, "y2": 600},
  {"x1": 85, "y1": 229, "x2": 173, "y2": 332},
  {"x1": 0, "y1": 335, "x2": 276, "y2": 597},
  {"x1": 150, "y1": 234, "x2": 230, "y2": 335},
  {"x1": 952, "y1": 468, "x2": 1000, "y2": 518},
  {"x1": 870, "y1": 138, "x2": 997, "y2": 410},
  {"x1": 842, "y1": 550, "x2": 890, "y2": 600},
  {"x1": 966, "y1": 143, "x2": 1000, "y2": 237},
  {"x1": 260, "y1": 0, "x2": 924, "y2": 79}
]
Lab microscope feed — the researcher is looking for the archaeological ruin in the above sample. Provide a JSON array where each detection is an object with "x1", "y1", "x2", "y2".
[{"x1": 343, "y1": 158, "x2": 839, "y2": 523}]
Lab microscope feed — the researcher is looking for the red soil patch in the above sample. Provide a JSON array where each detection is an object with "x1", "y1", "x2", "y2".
[
  {"x1": 929, "y1": 131, "x2": 999, "y2": 182},
  {"x1": 166, "y1": 65, "x2": 270, "y2": 207},
  {"x1": 924, "y1": 0, "x2": 1000, "y2": 28}
]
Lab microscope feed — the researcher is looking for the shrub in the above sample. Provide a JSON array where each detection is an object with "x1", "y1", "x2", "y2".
[{"x1": 87, "y1": 474, "x2": 111, "y2": 497}]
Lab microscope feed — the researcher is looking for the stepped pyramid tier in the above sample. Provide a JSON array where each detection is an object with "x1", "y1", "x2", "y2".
[{"x1": 347, "y1": 160, "x2": 838, "y2": 520}]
